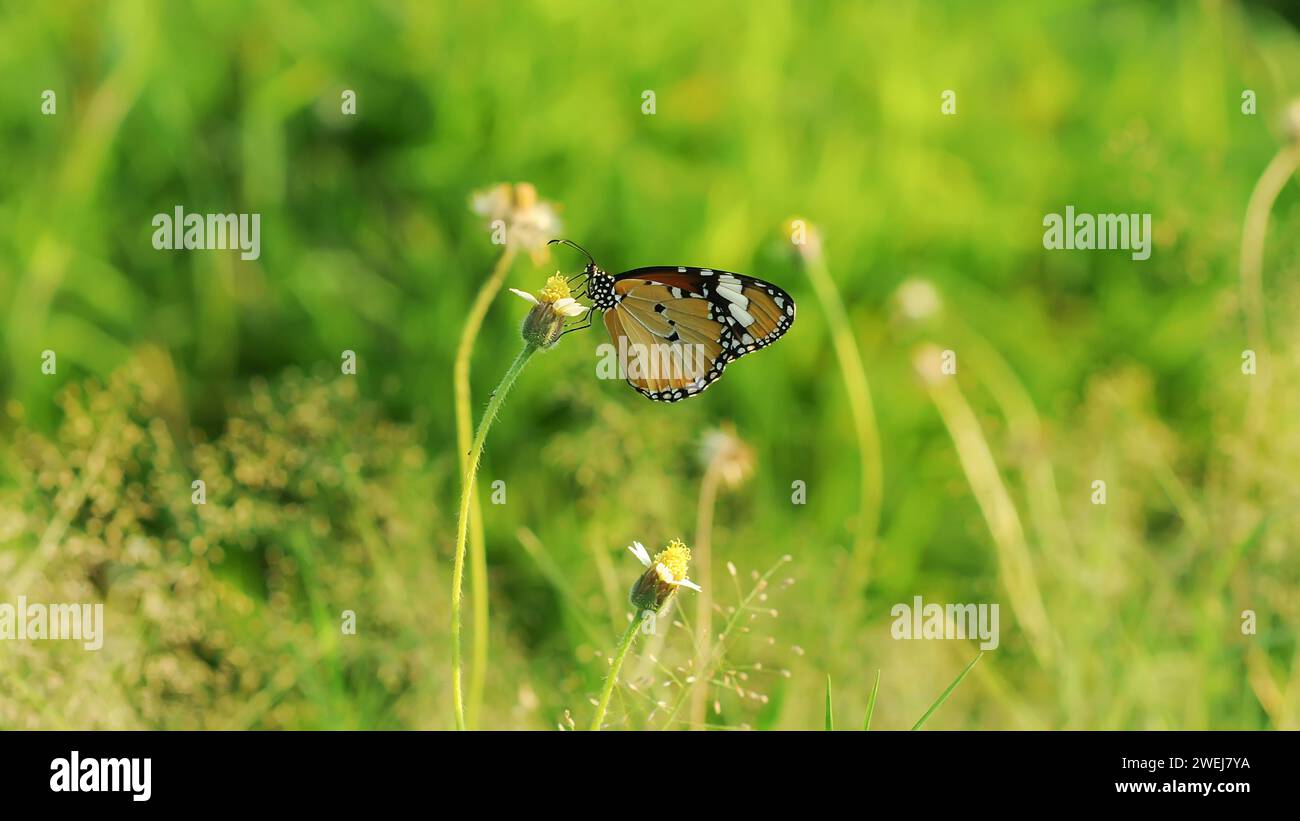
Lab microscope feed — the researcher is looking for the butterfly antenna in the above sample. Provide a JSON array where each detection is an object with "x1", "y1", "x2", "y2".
[{"x1": 548, "y1": 238, "x2": 595, "y2": 267}]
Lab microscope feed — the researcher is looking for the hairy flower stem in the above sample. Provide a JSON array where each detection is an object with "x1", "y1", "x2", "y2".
[
  {"x1": 591, "y1": 616, "x2": 642, "y2": 731},
  {"x1": 451, "y1": 343, "x2": 536, "y2": 729},
  {"x1": 454, "y1": 247, "x2": 517, "y2": 728}
]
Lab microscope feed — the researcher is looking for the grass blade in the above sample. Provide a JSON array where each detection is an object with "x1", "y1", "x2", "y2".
[
  {"x1": 863, "y1": 669, "x2": 881, "y2": 730},
  {"x1": 911, "y1": 652, "x2": 983, "y2": 731},
  {"x1": 824, "y1": 674, "x2": 834, "y2": 731}
]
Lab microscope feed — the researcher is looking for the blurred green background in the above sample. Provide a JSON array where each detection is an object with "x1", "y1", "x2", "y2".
[{"x1": 2, "y1": 0, "x2": 1299, "y2": 730}]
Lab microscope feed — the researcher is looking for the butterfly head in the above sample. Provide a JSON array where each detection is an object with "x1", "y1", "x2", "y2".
[
  {"x1": 585, "y1": 264, "x2": 617, "y2": 311},
  {"x1": 548, "y1": 238, "x2": 617, "y2": 312}
]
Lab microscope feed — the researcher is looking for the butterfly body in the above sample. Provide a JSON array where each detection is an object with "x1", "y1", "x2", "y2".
[{"x1": 575, "y1": 256, "x2": 796, "y2": 402}]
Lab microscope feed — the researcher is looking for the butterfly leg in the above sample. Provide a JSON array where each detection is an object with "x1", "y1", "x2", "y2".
[
  {"x1": 568, "y1": 271, "x2": 591, "y2": 297},
  {"x1": 558, "y1": 313, "x2": 594, "y2": 338}
]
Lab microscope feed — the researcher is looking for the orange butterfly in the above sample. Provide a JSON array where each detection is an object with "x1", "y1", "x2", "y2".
[{"x1": 552, "y1": 240, "x2": 797, "y2": 402}]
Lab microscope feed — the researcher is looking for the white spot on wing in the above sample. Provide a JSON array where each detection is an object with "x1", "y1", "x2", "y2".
[
  {"x1": 716, "y1": 285, "x2": 749, "y2": 309},
  {"x1": 729, "y1": 303, "x2": 755, "y2": 326}
]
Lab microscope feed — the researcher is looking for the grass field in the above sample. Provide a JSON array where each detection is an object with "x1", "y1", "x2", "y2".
[{"x1": 2, "y1": 0, "x2": 1300, "y2": 730}]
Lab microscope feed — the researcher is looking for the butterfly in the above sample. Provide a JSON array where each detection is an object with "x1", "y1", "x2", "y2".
[{"x1": 550, "y1": 239, "x2": 797, "y2": 402}]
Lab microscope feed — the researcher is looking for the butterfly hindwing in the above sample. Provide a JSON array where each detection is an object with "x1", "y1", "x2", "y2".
[{"x1": 604, "y1": 276, "x2": 729, "y2": 402}]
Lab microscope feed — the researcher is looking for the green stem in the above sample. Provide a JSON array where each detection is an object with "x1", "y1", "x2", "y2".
[
  {"x1": 590, "y1": 616, "x2": 642, "y2": 731},
  {"x1": 687, "y1": 466, "x2": 720, "y2": 730},
  {"x1": 1239, "y1": 145, "x2": 1299, "y2": 434},
  {"x1": 801, "y1": 249, "x2": 883, "y2": 584},
  {"x1": 1240, "y1": 145, "x2": 1299, "y2": 353},
  {"x1": 454, "y1": 247, "x2": 517, "y2": 729},
  {"x1": 925, "y1": 375, "x2": 1053, "y2": 667},
  {"x1": 797, "y1": 243, "x2": 883, "y2": 693},
  {"x1": 451, "y1": 343, "x2": 536, "y2": 729}
]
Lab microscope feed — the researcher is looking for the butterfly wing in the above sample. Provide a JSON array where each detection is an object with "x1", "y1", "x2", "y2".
[
  {"x1": 603, "y1": 266, "x2": 796, "y2": 402},
  {"x1": 603, "y1": 277, "x2": 730, "y2": 402}
]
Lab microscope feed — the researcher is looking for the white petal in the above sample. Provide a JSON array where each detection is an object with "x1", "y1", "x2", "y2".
[
  {"x1": 535, "y1": 204, "x2": 561, "y2": 233},
  {"x1": 552, "y1": 297, "x2": 576, "y2": 310},
  {"x1": 675, "y1": 579, "x2": 702, "y2": 592},
  {"x1": 627, "y1": 541, "x2": 651, "y2": 567},
  {"x1": 558, "y1": 301, "x2": 590, "y2": 317},
  {"x1": 471, "y1": 188, "x2": 509, "y2": 219},
  {"x1": 509, "y1": 288, "x2": 539, "y2": 305}
]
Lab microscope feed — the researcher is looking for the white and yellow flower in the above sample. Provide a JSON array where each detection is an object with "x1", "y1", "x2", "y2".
[
  {"x1": 510, "y1": 274, "x2": 590, "y2": 348},
  {"x1": 509, "y1": 274, "x2": 589, "y2": 317},
  {"x1": 699, "y1": 423, "x2": 756, "y2": 489},
  {"x1": 471, "y1": 182, "x2": 562, "y2": 264},
  {"x1": 628, "y1": 539, "x2": 701, "y2": 611},
  {"x1": 893, "y1": 278, "x2": 943, "y2": 323}
]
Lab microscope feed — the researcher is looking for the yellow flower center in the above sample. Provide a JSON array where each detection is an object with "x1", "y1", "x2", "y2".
[
  {"x1": 511, "y1": 182, "x2": 538, "y2": 211},
  {"x1": 653, "y1": 539, "x2": 692, "y2": 582},
  {"x1": 539, "y1": 274, "x2": 572, "y2": 304}
]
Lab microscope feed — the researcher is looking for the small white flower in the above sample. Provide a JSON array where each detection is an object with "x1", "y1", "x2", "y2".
[
  {"x1": 511, "y1": 274, "x2": 590, "y2": 348},
  {"x1": 894, "y1": 278, "x2": 942, "y2": 322},
  {"x1": 471, "y1": 182, "x2": 563, "y2": 264},
  {"x1": 628, "y1": 539, "x2": 701, "y2": 611},
  {"x1": 509, "y1": 276, "x2": 589, "y2": 315},
  {"x1": 699, "y1": 423, "x2": 755, "y2": 489}
]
